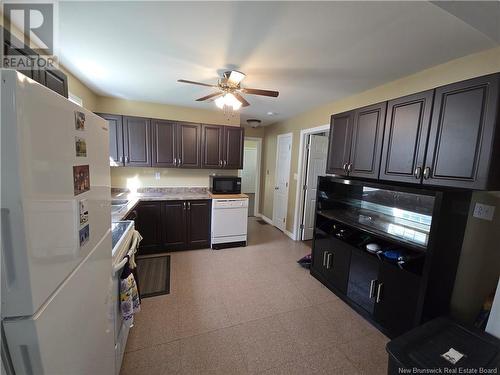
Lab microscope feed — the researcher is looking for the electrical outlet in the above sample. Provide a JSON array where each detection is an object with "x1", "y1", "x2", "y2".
[
  {"x1": 473, "y1": 203, "x2": 495, "y2": 221},
  {"x1": 155, "y1": 172, "x2": 161, "y2": 180}
]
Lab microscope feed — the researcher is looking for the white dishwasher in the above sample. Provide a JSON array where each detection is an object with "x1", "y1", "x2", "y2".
[{"x1": 211, "y1": 198, "x2": 249, "y2": 249}]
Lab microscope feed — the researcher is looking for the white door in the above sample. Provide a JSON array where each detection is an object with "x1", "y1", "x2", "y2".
[
  {"x1": 302, "y1": 135, "x2": 328, "y2": 240},
  {"x1": 241, "y1": 147, "x2": 257, "y2": 194},
  {"x1": 273, "y1": 134, "x2": 292, "y2": 232}
]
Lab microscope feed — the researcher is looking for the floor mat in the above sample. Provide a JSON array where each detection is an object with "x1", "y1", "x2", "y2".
[
  {"x1": 136, "y1": 255, "x2": 170, "y2": 298},
  {"x1": 256, "y1": 219, "x2": 268, "y2": 225}
]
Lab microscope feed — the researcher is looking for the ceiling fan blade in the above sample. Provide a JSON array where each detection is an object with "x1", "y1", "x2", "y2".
[
  {"x1": 241, "y1": 88, "x2": 279, "y2": 97},
  {"x1": 233, "y1": 92, "x2": 250, "y2": 107},
  {"x1": 177, "y1": 79, "x2": 216, "y2": 88},
  {"x1": 196, "y1": 92, "x2": 222, "y2": 102},
  {"x1": 227, "y1": 70, "x2": 246, "y2": 85}
]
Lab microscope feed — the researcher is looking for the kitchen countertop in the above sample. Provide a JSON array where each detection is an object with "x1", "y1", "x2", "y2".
[
  {"x1": 208, "y1": 193, "x2": 249, "y2": 199},
  {"x1": 111, "y1": 187, "x2": 212, "y2": 221}
]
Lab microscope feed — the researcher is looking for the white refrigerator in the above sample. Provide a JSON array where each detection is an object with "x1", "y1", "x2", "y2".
[{"x1": 1, "y1": 70, "x2": 115, "y2": 374}]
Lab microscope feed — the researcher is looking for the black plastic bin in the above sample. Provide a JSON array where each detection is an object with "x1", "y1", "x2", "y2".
[{"x1": 386, "y1": 317, "x2": 500, "y2": 374}]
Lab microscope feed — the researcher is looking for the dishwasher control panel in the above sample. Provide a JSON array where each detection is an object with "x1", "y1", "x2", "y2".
[{"x1": 212, "y1": 198, "x2": 249, "y2": 209}]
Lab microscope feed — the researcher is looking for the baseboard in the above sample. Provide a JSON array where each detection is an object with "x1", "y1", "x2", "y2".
[
  {"x1": 256, "y1": 214, "x2": 296, "y2": 240},
  {"x1": 257, "y1": 214, "x2": 274, "y2": 225},
  {"x1": 284, "y1": 229, "x2": 296, "y2": 240}
]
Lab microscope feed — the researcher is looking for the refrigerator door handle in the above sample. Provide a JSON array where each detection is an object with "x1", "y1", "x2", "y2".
[{"x1": 1, "y1": 208, "x2": 16, "y2": 286}]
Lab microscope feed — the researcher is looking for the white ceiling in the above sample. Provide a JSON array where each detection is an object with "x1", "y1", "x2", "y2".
[{"x1": 57, "y1": 1, "x2": 498, "y2": 125}]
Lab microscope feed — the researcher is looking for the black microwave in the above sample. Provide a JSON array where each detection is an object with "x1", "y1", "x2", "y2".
[{"x1": 210, "y1": 176, "x2": 241, "y2": 194}]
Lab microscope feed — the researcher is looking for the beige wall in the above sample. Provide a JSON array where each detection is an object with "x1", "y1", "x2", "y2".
[
  {"x1": 244, "y1": 126, "x2": 266, "y2": 138},
  {"x1": 450, "y1": 191, "x2": 500, "y2": 322},
  {"x1": 261, "y1": 47, "x2": 500, "y2": 229}
]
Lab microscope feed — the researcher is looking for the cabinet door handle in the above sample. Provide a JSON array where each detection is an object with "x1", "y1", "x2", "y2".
[
  {"x1": 369, "y1": 280, "x2": 377, "y2": 299},
  {"x1": 423, "y1": 166, "x2": 431, "y2": 180},
  {"x1": 343, "y1": 163, "x2": 348, "y2": 173},
  {"x1": 219, "y1": 160, "x2": 222, "y2": 167},
  {"x1": 323, "y1": 251, "x2": 328, "y2": 267},
  {"x1": 187, "y1": 202, "x2": 191, "y2": 210},
  {"x1": 183, "y1": 202, "x2": 186, "y2": 210},
  {"x1": 125, "y1": 156, "x2": 129, "y2": 163},
  {"x1": 347, "y1": 163, "x2": 352, "y2": 173},
  {"x1": 414, "y1": 167, "x2": 422, "y2": 179},
  {"x1": 326, "y1": 252, "x2": 333, "y2": 269},
  {"x1": 376, "y1": 282, "x2": 383, "y2": 303},
  {"x1": 224, "y1": 160, "x2": 227, "y2": 167},
  {"x1": 178, "y1": 158, "x2": 182, "y2": 167},
  {"x1": 174, "y1": 158, "x2": 177, "y2": 166}
]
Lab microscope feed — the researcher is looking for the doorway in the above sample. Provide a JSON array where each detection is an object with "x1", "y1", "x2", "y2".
[
  {"x1": 239, "y1": 137, "x2": 262, "y2": 217},
  {"x1": 293, "y1": 124, "x2": 330, "y2": 241},
  {"x1": 273, "y1": 133, "x2": 293, "y2": 233}
]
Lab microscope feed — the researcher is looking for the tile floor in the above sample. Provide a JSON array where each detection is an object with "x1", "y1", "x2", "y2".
[{"x1": 121, "y1": 218, "x2": 389, "y2": 375}]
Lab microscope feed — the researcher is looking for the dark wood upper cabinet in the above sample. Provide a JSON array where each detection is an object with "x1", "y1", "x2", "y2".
[
  {"x1": 325, "y1": 73, "x2": 500, "y2": 190},
  {"x1": 349, "y1": 102, "x2": 386, "y2": 179},
  {"x1": 177, "y1": 123, "x2": 201, "y2": 168},
  {"x1": 98, "y1": 113, "x2": 124, "y2": 166},
  {"x1": 186, "y1": 200, "x2": 211, "y2": 249},
  {"x1": 163, "y1": 201, "x2": 187, "y2": 251},
  {"x1": 2, "y1": 28, "x2": 68, "y2": 98},
  {"x1": 224, "y1": 126, "x2": 244, "y2": 169},
  {"x1": 326, "y1": 111, "x2": 354, "y2": 175},
  {"x1": 423, "y1": 74, "x2": 500, "y2": 189},
  {"x1": 202, "y1": 125, "x2": 244, "y2": 169},
  {"x1": 380, "y1": 90, "x2": 434, "y2": 184},
  {"x1": 202, "y1": 125, "x2": 224, "y2": 168},
  {"x1": 151, "y1": 119, "x2": 176, "y2": 168},
  {"x1": 123, "y1": 116, "x2": 151, "y2": 167},
  {"x1": 43, "y1": 69, "x2": 68, "y2": 98}
]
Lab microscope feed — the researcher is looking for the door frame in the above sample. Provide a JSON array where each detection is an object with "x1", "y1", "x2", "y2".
[
  {"x1": 242, "y1": 136, "x2": 262, "y2": 217},
  {"x1": 293, "y1": 124, "x2": 330, "y2": 241},
  {"x1": 272, "y1": 132, "x2": 293, "y2": 232}
]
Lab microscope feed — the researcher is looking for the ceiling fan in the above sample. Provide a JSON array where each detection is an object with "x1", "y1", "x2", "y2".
[{"x1": 178, "y1": 70, "x2": 279, "y2": 111}]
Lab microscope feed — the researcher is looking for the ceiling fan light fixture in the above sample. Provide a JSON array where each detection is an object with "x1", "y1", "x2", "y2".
[
  {"x1": 227, "y1": 70, "x2": 246, "y2": 85},
  {"x1": 215, "y1": 93, "x2": 242, "y2": 111}
]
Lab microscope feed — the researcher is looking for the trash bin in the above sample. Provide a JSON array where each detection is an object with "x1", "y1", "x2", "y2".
[{"x1": 386, "y1": 317, "x2": 500, "y2": 374}]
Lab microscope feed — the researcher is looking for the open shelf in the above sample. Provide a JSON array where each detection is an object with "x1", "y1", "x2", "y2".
[{"x1": 317, "y1": 209, "x2": 428, "y2": 252}]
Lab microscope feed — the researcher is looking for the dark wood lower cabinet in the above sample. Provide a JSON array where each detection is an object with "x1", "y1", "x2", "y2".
[
  {"x1": 133, "y1": 201, "x2": 163, "y2": 254},
  {"x1": 131, "y1": 199, "x2": 211, "y2": 254},
  {"x1": 186, "y1": 200, "x2": 211, "y2": 249},
  {"x1": 312, "y1": 235, "x2": 351, "y2": 294},
  {"x1": 163, "y1": 201, "x2": 187, "y2": 250},
  {"x1": 347, "y1": 250, "x2": 379, "y2": 314},
  {"x1": 374, "y1": 263, "x2": 422, "y2": 337}
]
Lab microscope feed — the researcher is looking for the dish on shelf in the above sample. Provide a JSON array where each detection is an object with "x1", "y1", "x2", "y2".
[{"x1": 366, "y1": 243, "x2": 381, "y2": 254}]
